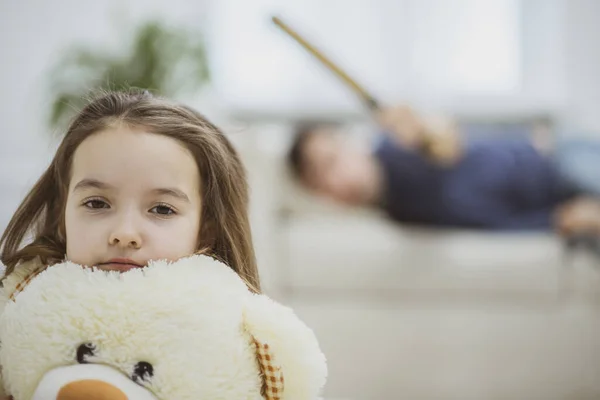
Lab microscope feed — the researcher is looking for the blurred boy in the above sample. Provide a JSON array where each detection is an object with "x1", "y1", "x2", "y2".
[{"x1": 288, "y1": 106, "x2": 600, "y2": 235}]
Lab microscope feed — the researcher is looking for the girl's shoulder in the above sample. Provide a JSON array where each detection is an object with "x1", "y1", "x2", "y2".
[{"x1": 0, "y1": 257, "x2": 47, "y2": 307}]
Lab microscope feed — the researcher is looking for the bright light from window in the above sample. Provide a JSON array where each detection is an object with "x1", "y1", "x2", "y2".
[{"x1": 208, "y1": 0, "x2": 521, "y2": 113}]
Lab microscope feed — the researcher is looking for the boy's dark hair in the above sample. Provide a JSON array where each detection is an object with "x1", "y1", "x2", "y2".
[
  {"x1": 287, "y1": 123, "x2": 318, "y2": 179},
  {"x1": 287, "y1": 121, "x2": 338, "y2": 180}
]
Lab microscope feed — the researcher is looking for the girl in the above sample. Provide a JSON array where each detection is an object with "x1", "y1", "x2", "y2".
[
  {"x1": 0, "y1": 89, "x2": 260, "y2": 291},
  {"x1": 0, "y1": 90, "x2": 329, "y2": 399}
]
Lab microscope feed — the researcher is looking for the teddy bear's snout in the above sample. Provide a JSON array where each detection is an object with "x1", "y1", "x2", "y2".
[
  {"x1": 57, "y1": 379, "x2": 128, "y2": 400},
  {"x1": 31, "y1": 364, "x2": 159, "y2": 400}
]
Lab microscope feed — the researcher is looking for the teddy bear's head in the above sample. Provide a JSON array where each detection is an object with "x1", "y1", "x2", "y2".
[{"x1": 0, "y1": 255, "x2": 327, "y2": 400}]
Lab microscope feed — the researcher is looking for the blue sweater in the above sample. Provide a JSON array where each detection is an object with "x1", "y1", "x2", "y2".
[{"x1": 373, "y1": 135, "x2": 576, "y2": 230}]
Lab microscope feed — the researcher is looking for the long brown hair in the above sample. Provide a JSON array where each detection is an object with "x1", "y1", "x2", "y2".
[{"x1": 0, "y1": 89, "x2": 260, "y2": 292}]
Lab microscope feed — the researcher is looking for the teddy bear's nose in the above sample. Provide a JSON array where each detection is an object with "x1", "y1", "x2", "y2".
[{"x1": 57, "y1": 379, "x2": 128, "y2": 400}]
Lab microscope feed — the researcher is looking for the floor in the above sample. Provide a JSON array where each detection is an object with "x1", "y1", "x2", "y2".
[{"x1": 284, "y1": 294, "x2": 600, "y2": 400}]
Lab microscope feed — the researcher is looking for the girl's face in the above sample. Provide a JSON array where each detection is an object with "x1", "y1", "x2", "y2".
[{"x1": 64, "y1": 126, "x2": 202, "y2": 272}]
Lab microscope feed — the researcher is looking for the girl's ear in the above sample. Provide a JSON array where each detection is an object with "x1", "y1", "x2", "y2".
[{"x1": 243, "y1": 294, "x2": 327, "y2": 400}]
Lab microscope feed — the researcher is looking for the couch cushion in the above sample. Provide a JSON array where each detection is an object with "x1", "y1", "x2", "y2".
[{"x1": 281, "y1": 212, "x2": 599, "y2": 300}]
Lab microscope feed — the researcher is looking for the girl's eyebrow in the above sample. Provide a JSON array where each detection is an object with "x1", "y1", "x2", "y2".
[
  {"x1": 151, "y1": 188, "x2": 190, "y2": 203},
  {"x1": 73, "y1": 179, "x2": 190, "y2": 203},
  {"x1": 73, "y1": 178, "x2": 113, "y2": 192}
]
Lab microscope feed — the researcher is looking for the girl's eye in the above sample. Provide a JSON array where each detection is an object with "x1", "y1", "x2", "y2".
[
  {"x1": 83, "y1": 199, "x2": 109, "y2": 209},
  {"x1": 150, "y1": 204, "x2": 176, "y2": 216}
]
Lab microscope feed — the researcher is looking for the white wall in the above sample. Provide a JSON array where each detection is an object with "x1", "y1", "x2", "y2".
[{"x1": 563, "y1": 0, "x2": 600, "y2": 133}]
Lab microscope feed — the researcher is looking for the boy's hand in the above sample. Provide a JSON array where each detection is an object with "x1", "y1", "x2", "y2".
[
  {"x1": 375, "y1": 106, "x2": 425, "y2": 149},
  {"x1": 554, "y1": 197, "x2": 600, "y2": 236},
  {"x1": 375, "y1": 106, "x2": 463, "y2": 166},
  {"x1": 424, "y1": 115, "x2": 463, "y2": 166}
]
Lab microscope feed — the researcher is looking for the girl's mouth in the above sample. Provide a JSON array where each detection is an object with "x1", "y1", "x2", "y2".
[{"x1": 96, "y1": 258, "x2": 145, "y2": 272}]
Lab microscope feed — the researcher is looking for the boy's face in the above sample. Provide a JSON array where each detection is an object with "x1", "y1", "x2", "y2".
[
  {"x1": 64, "y1": 127, "x2": 202, "y2": 272},
  {"x1": 299, "y1": 128, "x2": 378, "y2": 206}
]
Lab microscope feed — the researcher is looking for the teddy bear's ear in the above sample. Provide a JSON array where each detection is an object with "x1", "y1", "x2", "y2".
[{"x1": 244, "y1": 294, "x2": 327, "y2": 400}]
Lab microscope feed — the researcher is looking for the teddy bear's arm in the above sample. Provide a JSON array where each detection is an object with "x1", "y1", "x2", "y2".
[{"x1": 244, "y1": 294, "x2": 327, "y2": 400}]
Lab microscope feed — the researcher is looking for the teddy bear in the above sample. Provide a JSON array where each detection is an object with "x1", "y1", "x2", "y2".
[{"x1": 0, "y1": 255, "x2": 327, "y2": 400}]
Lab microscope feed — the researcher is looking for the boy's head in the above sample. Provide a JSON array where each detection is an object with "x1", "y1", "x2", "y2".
[
  {"x1": 1, "y1": 90, "x2": 259, "y2": 291},
  {"x1": 287, "y1": 122, "x2": 381, "y2": 206}
]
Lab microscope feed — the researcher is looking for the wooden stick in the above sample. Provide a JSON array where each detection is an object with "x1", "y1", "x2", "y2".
[
  {"x1": 272, "y1": 15, "x2": 380, "y2": 111},
  {"x1": 272, "y1": 15, "x2": 440, "y2": 160}
]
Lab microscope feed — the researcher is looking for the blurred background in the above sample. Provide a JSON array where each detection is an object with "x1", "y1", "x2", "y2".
[{"x1": 1, "y1": 0, "x2": 600, "y2": 398}]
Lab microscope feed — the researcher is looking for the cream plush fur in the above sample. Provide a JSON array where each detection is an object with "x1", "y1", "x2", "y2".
[{"x1": 0, "y1": 255, "x2": 327, "y2": 400}]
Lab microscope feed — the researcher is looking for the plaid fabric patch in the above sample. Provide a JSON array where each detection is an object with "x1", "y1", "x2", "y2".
[
  {"x1": 9, "y1": 266, "x2": 46, "y2": 301},
  {"x1": 253, "y1": 336, "x2": 284, "y2": 400}
]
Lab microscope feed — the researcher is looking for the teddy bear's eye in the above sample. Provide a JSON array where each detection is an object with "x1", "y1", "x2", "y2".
[
  {"x1": 132, "y1": 361, "x2": 154, "y2": 383},
  {"x1": 76, "y1": 343, "x2": 96, "y2": 364}
]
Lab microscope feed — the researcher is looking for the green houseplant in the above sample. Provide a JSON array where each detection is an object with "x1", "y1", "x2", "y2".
[{"x1": 48, "y1": 20, "x2": 211, "y2": 130}]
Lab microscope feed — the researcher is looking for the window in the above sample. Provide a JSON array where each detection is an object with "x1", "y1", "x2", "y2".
[{"x1": 208, "y1": 0, "x2": 521, "y2": 114}]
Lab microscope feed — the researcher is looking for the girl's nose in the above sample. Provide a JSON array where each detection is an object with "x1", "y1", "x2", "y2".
[{"x1": 108, "y1": 218, "x2": 142, "y2": 249}]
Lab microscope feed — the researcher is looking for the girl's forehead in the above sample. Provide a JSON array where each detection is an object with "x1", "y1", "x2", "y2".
[
  {"x1": 70, "y1": 128, "x2": 200, "y2": 191},
  {"x1": 76, "y1": 126, "x2": 189, "y2": 156}
]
